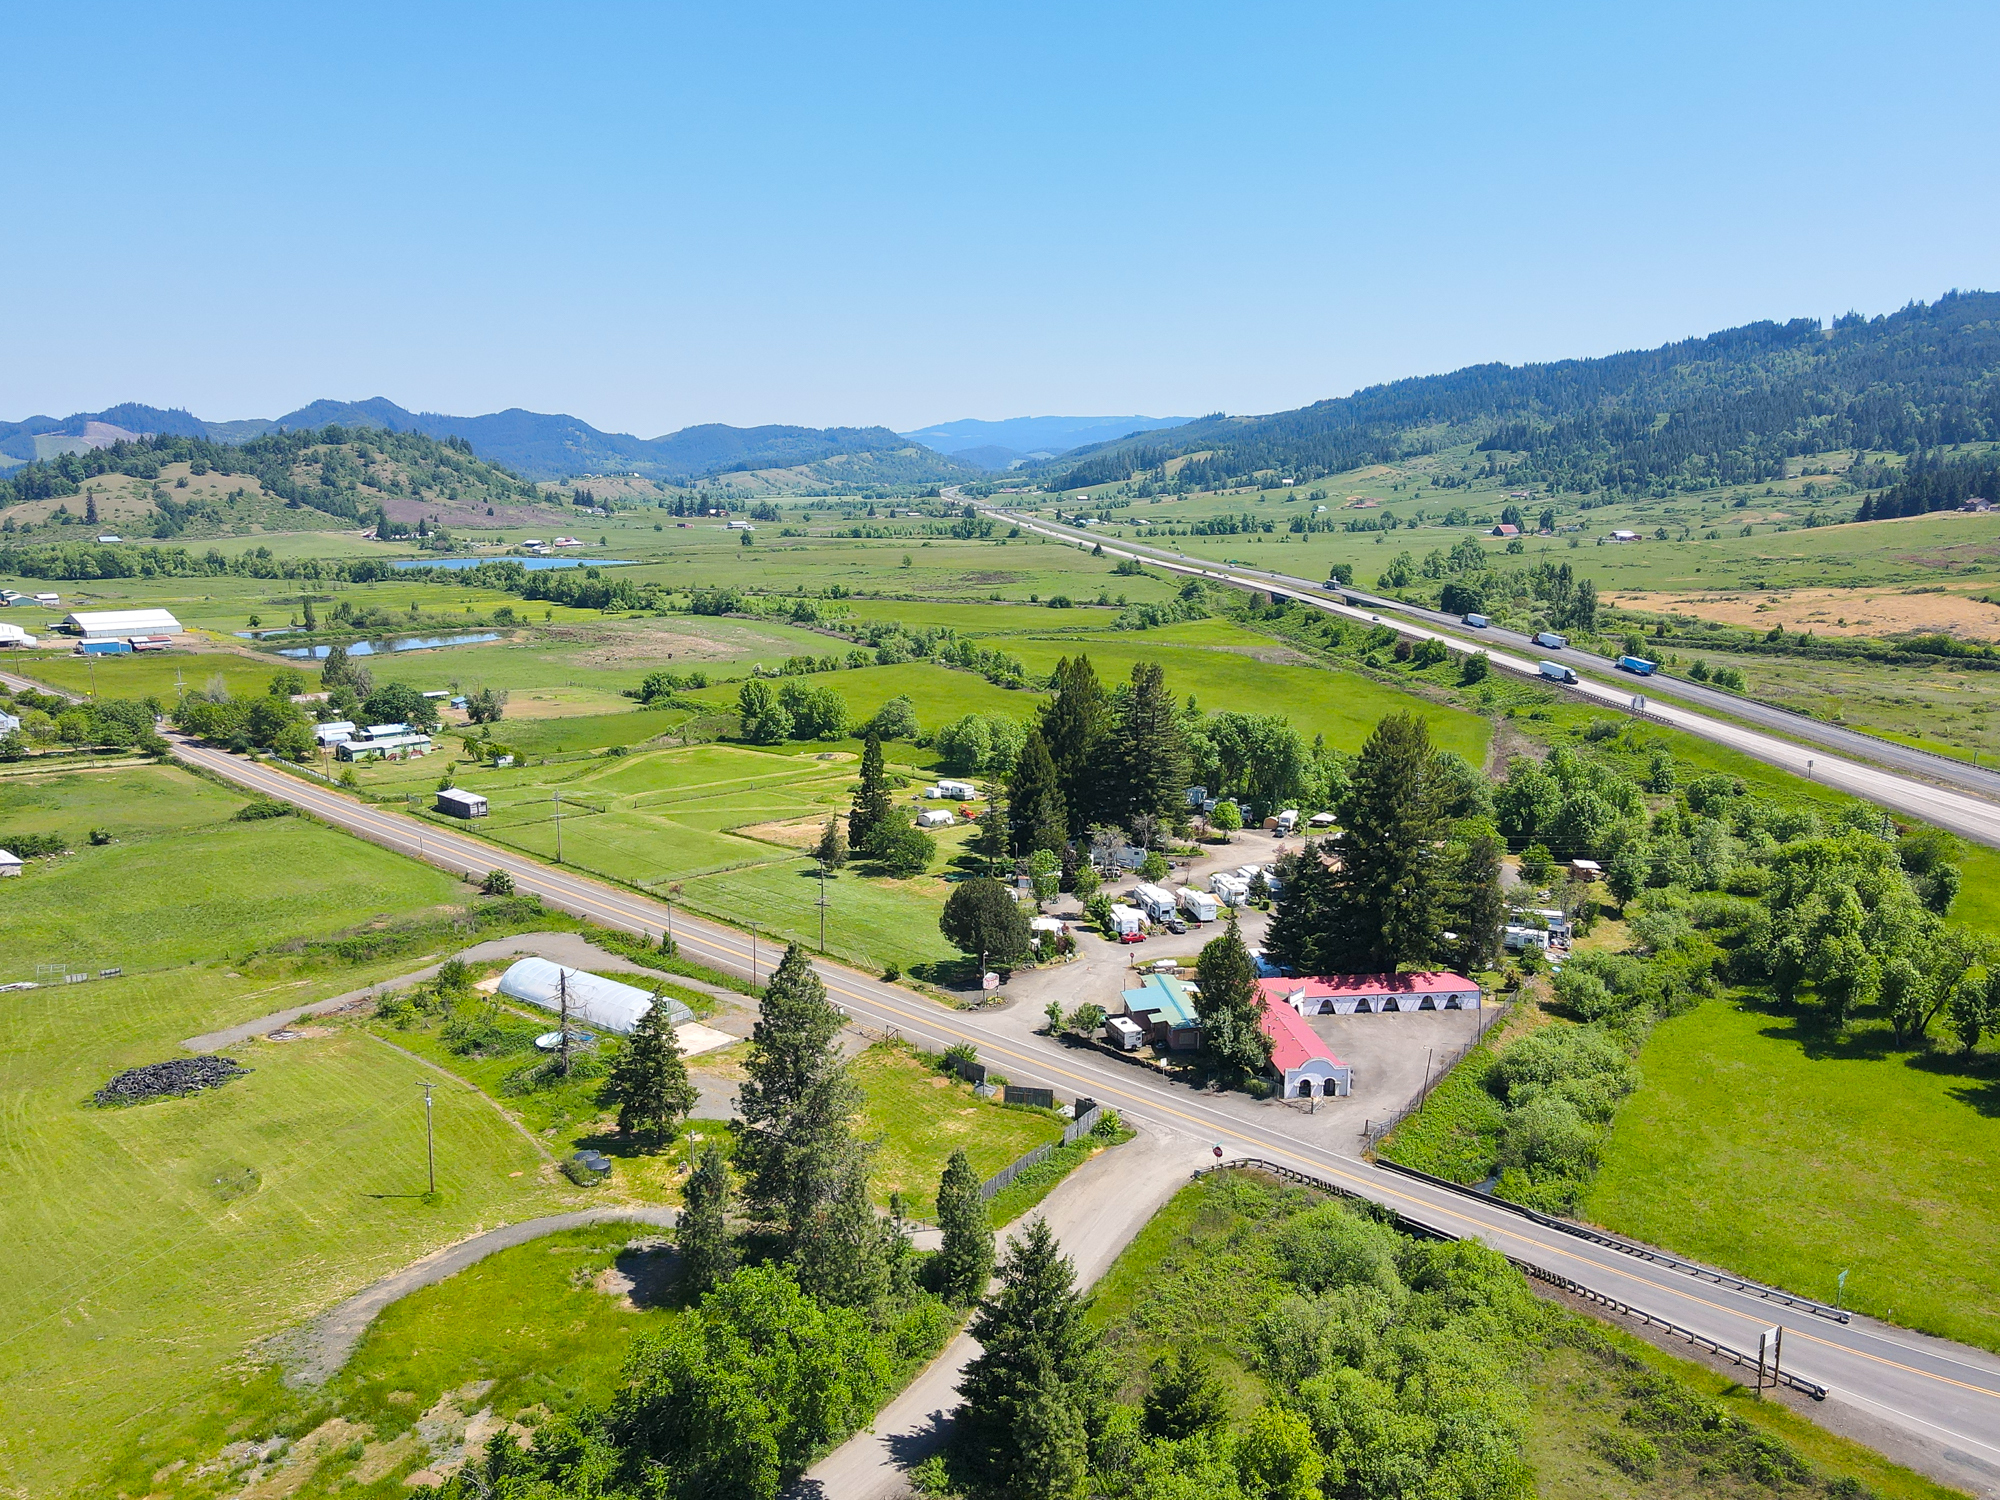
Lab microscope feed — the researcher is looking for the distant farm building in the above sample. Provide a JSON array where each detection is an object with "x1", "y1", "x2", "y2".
[
  {"x1": 62, "y1": 608, "x2": 183, "y2": 639},
  {"x1": 496, "y1": 957, "x2": 693, "y2": 1036},
  {"x1": 1262, "y1": 972, "x2": 1481, "y2": 1016},
  {"x1": 435, "y1": 788, "x2": 489, "y2": 818},
  {"x1": 1260, "y1": 994, "x2": 1350, "y2": 1098},
  {"x1": 1491, "y1": 523, "x2": 1520, "y2": 538}
]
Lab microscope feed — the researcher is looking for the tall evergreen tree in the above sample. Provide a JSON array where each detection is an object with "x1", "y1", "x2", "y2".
[
  {"x1": 934, "y1": 1148, "x2": 994, "y2": 1305},
  {"x1": 970, "y1": 801, "x2": 1010, "y2": 873},
  {"x1": 1112, "y1": 661, "x2": 1190, "y2": 826},
  {"x1": 792, "y1": 1152, "x2": 893, "y2": 1309},
  {"x1": 848, "y1": 732, "x2": 893, "y2": 853},
  {"x1": 1038, "y1": 656, "x2": 1110, "y2": 835},
  {"x1": 1262, "y1": 842, "x2": 1339, "y2": 976},
  {"x1": 1193, "y1": 912, "x2": 1273, "y2": 1078},
  {"x1": 1440, "y1": 824, "x2": 1506, "y2": 972},
  {"x1": 678, "y1": 1140, "x2": 738, "y2": 1296},
  {"x1": 956, "y1": 1217, "x2": 1102, "y2": 1500},
  {"x1": 1331, "y1": 712, "x2": 1445, "y2": 971},
  {"x1": 736, "y1": 943, "x2": 865, "y2": 1261},
  {"x1": 1006, "y1": 728, "x2": 1068, "y2": 857},
  {"x1": 605, "y1": 994, "x2": 698, "y2": 1143}
]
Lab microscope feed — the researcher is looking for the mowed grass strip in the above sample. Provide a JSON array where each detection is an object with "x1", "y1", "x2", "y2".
[
  {"x1": 853, "y1": 1043, "x2": 1064, "y2": 1220},
  {"x1": 1586, "y1": 995, "x2": 2000, "y2": 1351}
]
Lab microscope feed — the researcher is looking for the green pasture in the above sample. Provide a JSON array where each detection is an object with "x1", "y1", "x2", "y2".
[
  {"x1": 0, "y1": 801, "x2": 584, "y2": 1495},
  {"x1": 1587, "y1": 993, "x2": 2000, "y2": 1353},
  {"x1": 853, "y1": 1042, "x2": 1065, "y2": 1219},
  {"x1": 1, "y1": 769, "x2": 476, "y2": 978}
]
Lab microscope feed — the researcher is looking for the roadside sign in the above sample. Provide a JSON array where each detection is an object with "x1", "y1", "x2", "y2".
[{"x1": 982, "y1": 971, "x2": 1000, "y2": 990}]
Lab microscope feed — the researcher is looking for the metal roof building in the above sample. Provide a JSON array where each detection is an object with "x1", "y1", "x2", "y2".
[
  {"x1": 62, "y1": 608, "x2": 183, "y2": 639},
  {"x1": 495, "y1": 957, "x2": 693, "y2": 1036}
]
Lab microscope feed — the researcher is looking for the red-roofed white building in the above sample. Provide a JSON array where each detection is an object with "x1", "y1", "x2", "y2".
[
  {"x1": 1260, "y1": 972, "x2": 1482, "y2": 1017},
  {"x1": 1259, "y1": 993, "x2": 1351, "y2": 1100}
]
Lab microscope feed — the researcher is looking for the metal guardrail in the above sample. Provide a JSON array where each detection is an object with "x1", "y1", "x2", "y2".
[
  {"x1": 1373, "y1": 1159, "x2": 1850, "y2": 1322},
  {"x1": 1198, "y1": 1158, "x2": 1827, "y2": 1400},
  {"x1": 1516, "y1": 1260, "x2": 1827, "y2": 1400}
]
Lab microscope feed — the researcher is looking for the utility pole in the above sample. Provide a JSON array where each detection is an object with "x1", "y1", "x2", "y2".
[
  {"x1": 817, "y1": 863, "x2": 829, "y2": 953},
  {"x1": 553, "y1": 789, "x2": 562, "y2": 863},
  {"x1": 417, "y1": 1082, "x2": 436, "y2": 1195},
  {"x1": 750, "y1": 923, "x2": 759, "y2": 985},
  {"x1": 557, "y1": 969, "x2": 574, "y2": 1076}
]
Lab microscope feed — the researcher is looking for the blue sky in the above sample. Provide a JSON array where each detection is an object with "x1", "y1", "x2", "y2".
[{"x1": 4, "y1": 1, "x2": 1996, "y2": 435}]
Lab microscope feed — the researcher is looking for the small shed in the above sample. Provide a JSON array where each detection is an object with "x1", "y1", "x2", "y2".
[
  {"x1": 435, "y1": 788, "x2": 490, "y2": 818},
  {"x1": 495, "y1": 957, "x2": 692, "y2": 1035},
  {"x1": 0, "y1": 849, "x2": 22, "y2": 878},
  {"x1": 1568, "y1": 858, "x2": 1603, "y2": 880}
]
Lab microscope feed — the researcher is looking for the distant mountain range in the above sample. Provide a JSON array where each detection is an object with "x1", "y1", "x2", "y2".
[
  {"x1": 899, "y1": 414, "x2": 1194, "y2": 470},
  {"x1": 0, "y1": 398, "x2": 987, "y2": 485}
]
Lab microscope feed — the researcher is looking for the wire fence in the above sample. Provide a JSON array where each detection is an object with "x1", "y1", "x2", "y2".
[{"x1": 1359, "y1": 1004, "x2": 1504, "y2": 1150}]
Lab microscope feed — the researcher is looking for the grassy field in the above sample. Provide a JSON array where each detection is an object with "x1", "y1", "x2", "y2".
[
  {"x1": 0, "y1": 763, "x2": 600, "y2": 1498},
  {"x1": 852, "y1": 1042, "x2": 1065, "y2": 1219},
  {"x1": 1587, "y1": 993, "x2": 2000, "y2": 1351}
]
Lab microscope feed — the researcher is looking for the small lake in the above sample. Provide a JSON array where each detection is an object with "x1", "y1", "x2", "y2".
[
  {"x1": 277, "y1": 632, "x2": 502, "y2": 659},
  {"x1": 392, "y1": 557, "x2": 637, "y2": 571}
]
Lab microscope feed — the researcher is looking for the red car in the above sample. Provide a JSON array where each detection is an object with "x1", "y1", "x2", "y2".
[{"x1": 1119, "y1": 930, "x2": 1146, "y2": 944}]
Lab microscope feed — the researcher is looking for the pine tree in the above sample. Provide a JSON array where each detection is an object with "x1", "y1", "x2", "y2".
[
  {"x1": 934, "y1": 1149, "x2": 994, "y2": 1305},
  {"x1": 1317, "y1": 711, "x2": 1444, "y2": 972},
  {"x1": 1440, "y1": 824, "x2": 1506, "y2": 972},
  {"x1": 678, "y1": 1140, "x2": 737, "y2": 1296},
  {"x1": 1006, "y1": 728, "x2": 1067, "y2": 857},
  {"x1": 792, "y1": 1152, "x2": 892, "y2": 1308},
  {"x1": 1038, "y1": 656, "x2": 1109, "y2": 835},
  {"x1": 85, "y1": 493, "x2": 98, "y2": 525},
  {"x1": 1112, "y1": 662, "x2": 1189, "y2": 825},
  {"x1": 848, "y1": 732, "x2": 893, "y2": 853},
  {"x1": 815, "y1": 815, "x2": 849, "y2": 870},
  {"x1": 956, "y1": 1217, "x2": 1102, "y2": 1499},
  {"x1": 605, "y1": 994, "x2": 698, "y2": 1143},
  {"x1": 1193, "y1": 912, "x2": 1273, "y2": 1078},
  {"x1": 971, "y1": 801, "x2": 1010, "y2": 872},
  {"x1": 736, "y1": 943, "x2": 865, "y2": 1260}
]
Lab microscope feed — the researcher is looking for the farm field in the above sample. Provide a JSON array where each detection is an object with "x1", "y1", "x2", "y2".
[
  {"x1": 343, "y1": 736, "x2": 980, "y2": 972},
  {"x1": 1586, "y1": 993, "x2": 2000, "y2": 1353}
]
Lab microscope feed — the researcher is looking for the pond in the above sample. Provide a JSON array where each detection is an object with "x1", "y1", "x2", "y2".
[
  {"x1": 392, "y1": 557, "x2": 637, "y2": 571},
  {"x1": 276, "y1": 632, "x2": 502, "y2": 659}
]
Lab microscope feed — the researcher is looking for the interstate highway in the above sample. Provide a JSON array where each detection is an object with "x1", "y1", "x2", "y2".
[{"x1": 980, "y1": 504, "x2": 2000, "y2": 848}]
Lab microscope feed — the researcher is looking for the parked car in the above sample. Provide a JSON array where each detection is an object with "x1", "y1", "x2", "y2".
[
  {"x1": 1163, "y1": 917, "x2": 1188, "y2": 935},
  {"x1": 1119, "y1": 930, "x2": 1147, "y2": 944}
]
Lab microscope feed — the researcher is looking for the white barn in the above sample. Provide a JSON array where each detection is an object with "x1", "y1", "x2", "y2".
[{"x1": 62, "y1": 608, "x2": 183, "y2": 639}]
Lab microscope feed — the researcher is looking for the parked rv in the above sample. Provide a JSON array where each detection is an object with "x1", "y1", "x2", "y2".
[
  {"x1": 1177, "y1": 887, "x2": 1220, "y2": 923},
  {"x1": 1131, "y1": 883, "x2": 1179, "y2": 923}
]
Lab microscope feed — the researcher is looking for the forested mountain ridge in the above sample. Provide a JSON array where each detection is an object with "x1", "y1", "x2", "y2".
[
  {"x1": 1050, "y1": 291, "x2": 2000, "y2": 498},
  {"x1": 0, "y1": 399, "x2": 985, "y2": 484}
]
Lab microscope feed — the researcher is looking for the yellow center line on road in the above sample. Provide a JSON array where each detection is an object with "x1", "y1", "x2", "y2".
[{"x1": 177, "y1": 741, "x2": 2000, "y2": 1410}]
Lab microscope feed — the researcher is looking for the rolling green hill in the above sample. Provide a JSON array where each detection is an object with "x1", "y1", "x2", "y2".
[{"x1": 1048, "y1": 290, "x2": 2000, "y2": 501}]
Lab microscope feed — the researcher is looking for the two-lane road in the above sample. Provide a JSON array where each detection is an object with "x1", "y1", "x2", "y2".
[
  {"x1": 983, "y1": 506, "x2": 2000, "y2": 848},
  {"x1": 162, "y1": 736, "x2": 2000, "y2": 1492}
]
